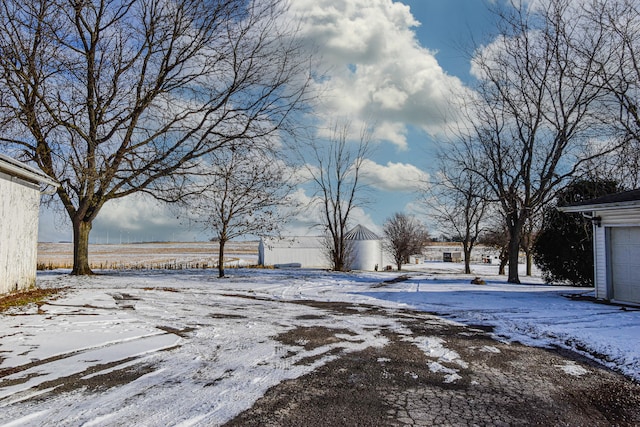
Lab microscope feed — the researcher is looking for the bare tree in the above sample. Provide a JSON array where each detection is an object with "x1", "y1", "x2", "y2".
[
  {"x1": 479, "y1": 222, "x2": 509, "y2": 275},
  {"x1": 520, "y1": 208, "x2": 543, "y2": 276},
  {"x1": 456, "y1": 0, "x2": 613, "y2": 283},
  {"x1": 592, "y1": 0, "x2": 640, "y2": 142},
  {"x1": 578, "y1": 0, "x2": 640, "y2": 187},
  {"x1": 423, "y1": 164, "x2": 490, "y2": 274},
  {"x1": 383, "y1": 212, "x2": 429, "y2": 271},
  {"x1": 187, "y1": 144, "x2": 297, "y2": 278},
  {"x1": 303, "y1": 120, "x2": 373, "y2": 271},
  {"x1": 0, "y1": 0, "x2": 312, "y2": 274}
]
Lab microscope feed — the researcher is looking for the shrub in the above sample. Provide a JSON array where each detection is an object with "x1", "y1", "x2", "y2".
[{"x1": 533, "y1": 179, "x2": 620, "y2": 286}]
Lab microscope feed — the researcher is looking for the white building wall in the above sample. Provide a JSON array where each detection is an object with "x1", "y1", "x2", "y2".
[
  {"x1": 593, "y1": 207, "x2": 640, "y2": 302},
  {"x1": 0, "y1": 171, "x2": 41, "y2": 293},
  {"x1": 259, "y1": 237, "x2": 330, "y2": 268},
  {"x1": 592, "y1": 223, "x2": 608, "y2": 300},
  {"x1": 598, "y1": 209, "x2": 640, "y2": 225}
]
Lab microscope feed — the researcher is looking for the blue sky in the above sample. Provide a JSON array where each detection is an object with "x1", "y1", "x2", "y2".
[
  {"x1": 38, "y1": 0, "x2": 501, "y2": 243},
  {"x1": 404, "y1": 0, "x2": 495, "y2": 81}
]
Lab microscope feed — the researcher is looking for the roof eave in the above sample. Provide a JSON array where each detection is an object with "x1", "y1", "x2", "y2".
[
  {"x1": 559, "y1": 200, "x2": 640, "y2": 213},
  {"x1": 0, "y1": 155, "x2": 59, "y2": 189}
]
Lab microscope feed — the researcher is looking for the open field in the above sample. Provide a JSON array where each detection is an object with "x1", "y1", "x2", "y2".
[
  {"x1": 37, "y1": 240, "x2": 507, "y2": 270},
  {"x1": 37, "y1": 241, "x2": 260, "y2": 270}
]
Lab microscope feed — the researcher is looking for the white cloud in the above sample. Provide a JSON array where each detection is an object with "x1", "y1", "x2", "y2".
[
  {"x1": 92, "y1": 194, "x2": 204, "y2": 242},
  {"x1": 290, "y1": 0, "x2": 469, "y2": 149},
  {"x1": 97, "y1": 195, "x2": 177, "y2": 231},
  {"x1": 360, "y1": 159, "x2": 428, "y2": 191},
  {"x1": 38, "y1": 193, "x2": 208, "y2": 243}
]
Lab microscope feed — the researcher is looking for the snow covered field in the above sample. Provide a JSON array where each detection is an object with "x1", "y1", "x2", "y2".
[
  {"x1": 36, "y1": 241, "x2": 258, "y2": 270},
  {"x1": 0, "y1": 260, "x2": 638, "y2": 426}
]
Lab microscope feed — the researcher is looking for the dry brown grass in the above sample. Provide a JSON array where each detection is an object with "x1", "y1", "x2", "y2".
[{"x1": 0, "y1": 288, "x2": 62, "y2": 312}]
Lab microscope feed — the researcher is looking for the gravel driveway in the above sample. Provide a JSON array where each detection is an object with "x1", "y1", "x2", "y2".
[
  {"x1": 226, "y1": 299, "x2": 640, "y2": 426},
  {"x1": 1, "y1": 271, "x2": 639, "y2": 426}
]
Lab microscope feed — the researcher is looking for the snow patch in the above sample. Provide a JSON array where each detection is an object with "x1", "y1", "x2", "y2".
[
  {"x1": 556, "y1": 362, "x2": 589, "y2": 377},
  {"x1": 407, "y1": 336, "x2": 468, "y2": 368},
  {"x1": 1, "y1": 410, "x2": 51, "y2": 427},
  {"x1": 405, "y1": 336, "x2": 468, "y2": 383},
  {"x1": 428, "y1": 362, "x2": 462, "y2": 383}
]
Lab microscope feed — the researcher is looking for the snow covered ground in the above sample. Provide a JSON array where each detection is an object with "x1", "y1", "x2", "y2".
[{"x1": 0, "y1": 261, "x2": 638, "y2": 426}]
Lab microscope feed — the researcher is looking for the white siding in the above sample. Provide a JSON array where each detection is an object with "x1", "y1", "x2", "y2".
[
  {"x1": 592, "y1": 207, "x2": 640, "y2": 304},
  {"x1": 598, "y1": 208, "x2": 640, "y2": 226},
  {"x1": 608, "y1": 227, "x2": 640, "y2": 304},
  {"x1": 259, "y1": 237, "x2": 329, "y2": 268},
  {"x1": 593, "y1": 224, "x2": 607, "y2": 300},
  {"x1": 0, "y1": 171, "x2": 41, "y2": 293}
]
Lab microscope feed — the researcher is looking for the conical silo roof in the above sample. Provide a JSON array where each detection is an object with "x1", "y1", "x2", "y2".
[{"x1": 345, "y1": 224, "x2": 380, "y2": 241}]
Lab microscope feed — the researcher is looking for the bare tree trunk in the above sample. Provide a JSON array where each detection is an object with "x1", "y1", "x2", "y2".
[
  {"x1": 338, "y1": 236, "x2": 346, "y2": 271},
  {"x1": 72, "y1": 219, "x2": 93, "y2": 275},
  {"x1": 507, "y1": 238, "x2": 520, "y2": 283},
  {"x1": 506, "y1": 218, "x2": 524, "y2": 284},
  {"x1": 464, "y1": 250, "x2": 472, "y2": 274},
  {"x1": 526, "y1": 251, "x2": 533, "y2": 276},
  {"x1": 462, "y1": 240, "x2": 472, "y2": 274},
  {"x1": 498, "y1": 252, "x2": 508, "y2": 275},
  {"x1": 218, "y1": 239, "x2": 226, "y2": 278},
  {"x1": 330, "y1": 234, "x2": 346, "y2": 271}
]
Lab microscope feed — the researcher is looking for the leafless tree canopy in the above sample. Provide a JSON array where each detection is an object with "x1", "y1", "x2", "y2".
[
  {"x1": 0, "y1": 0, "x2": 313, "y2": 274},
  {"x1": 453, "y1": 0, "x2": 617, "y2": 283},
  {"x1": 383, "y1": 212, "x2": 429, "y2": 271},
  {"x1": 187, "y1": 144, "x2": 297, "y2": 278},
  {"x1": 578, "y1": 0, "x2": 640, "y2": 186},
  {"x1": 302, "y1": 120, "x2": 373, "y2": 272},
  {"x1": 423, "y1": 165, "x2": 489, "y2": 274}
]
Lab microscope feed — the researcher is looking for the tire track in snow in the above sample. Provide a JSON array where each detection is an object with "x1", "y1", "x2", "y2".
[{"x1": 0, "y1": 331, "x2": 180, "y2": 406}]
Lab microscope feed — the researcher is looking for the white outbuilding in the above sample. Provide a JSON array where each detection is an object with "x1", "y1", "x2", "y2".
[
  {"x1": 258, "y1": 224, "x2": 386, "y2": 271},
  {"x1": 258, "y1": 236, "x2": 329, "y2": 269},
  {"x1": 561, "y1": 189, "x2": 640, "y2": 306},
  {"x1": 0, "y1": 154, "x2": 58, "y2": 294}
]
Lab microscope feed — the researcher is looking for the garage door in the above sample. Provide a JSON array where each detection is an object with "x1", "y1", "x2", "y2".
[{"x1": 609, "y1": 227, "x2": 640, "y2": 304}]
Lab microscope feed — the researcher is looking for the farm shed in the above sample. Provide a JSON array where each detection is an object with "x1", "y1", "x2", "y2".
[
  {"x1": 259, "y1": 236, "x2": 329, "y2": 269},
  {"x1": 561, "y1": 188, "x2": 640, "y2": 305},
  {"x1": 259, "y1": 225, "x2": 387, "y2": 271},
  {"x1": 443, "y1": 251, "x2": 462, "y2": 263},
  {"x1": 0, "y1": 154, "x2": 58, "y2": 294}
]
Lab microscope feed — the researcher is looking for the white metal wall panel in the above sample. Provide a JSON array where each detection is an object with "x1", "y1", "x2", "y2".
[
  {"x1": 598, "y1": 208, "x2": 640, "y2": 226},
  {"x1": 593, "y1": 225, "x2": 608, "y2": 300},
  {"x1": 609, "y1": 227, "x2": 640, "y2": 305},
  {"x1": 259, "y1": 237, "x2": 330, "y2": 268},
  {"x1": 0, "y1": 172, "x2": 40, "y2": 294}
]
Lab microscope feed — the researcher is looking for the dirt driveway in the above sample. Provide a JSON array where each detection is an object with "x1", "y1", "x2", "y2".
[{"x1": 224, "y1": 299, "x2": 640, "y2": 426}]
